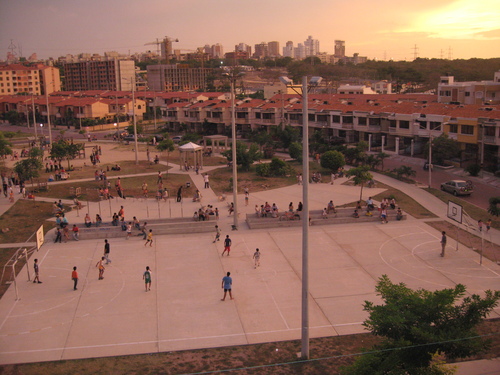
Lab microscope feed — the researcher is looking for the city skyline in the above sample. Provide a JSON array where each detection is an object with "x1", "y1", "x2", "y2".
[{"x1": 0, "y1": 0, "x2": 499, "y2": 62}]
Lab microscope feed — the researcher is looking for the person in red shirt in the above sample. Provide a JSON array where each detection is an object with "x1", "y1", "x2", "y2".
[{"x1": 71, "y1": 267, "x2": 78, "y2": 290}]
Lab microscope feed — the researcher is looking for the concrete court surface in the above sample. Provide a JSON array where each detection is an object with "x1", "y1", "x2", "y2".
[
  {"x1": 0, "y1": 215, "x2": 499, "y2": 365},
  {"x1": 0, "y1": 161, "x2": 499, "y2": 367}
]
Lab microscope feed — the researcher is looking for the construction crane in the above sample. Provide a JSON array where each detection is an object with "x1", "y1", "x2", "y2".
[{"x1": 144, "y1": 36, "x2": 179, "y2": 63}]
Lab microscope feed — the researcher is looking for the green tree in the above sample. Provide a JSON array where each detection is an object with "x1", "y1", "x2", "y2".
[
  {"x1": 425, "y1": 134, "x2": 461, "y2": 166},
  {"x1": 345, "y1": 165, "x2": 373, "y2": 201},
  {"x1": 288, "y1": 142, "x2": 303, "y2": 162},
  {"x1": 376, "y1": 152, "x2": 390, "y2": 171},
  {"x1": 249, "y1": 130, "x2": 273, "y2": 152},
  {"x1": 50, "y1": 140, "x2": 81, "y2": 169},
  {"x1": 272, "y1": 126, "x2": 300, "y2": 150},
  {"x1": 14, "y1": 157, "x2": 43, "y2": 185},
  {"x1": 156, "y1": 138, "x2": 175, "y2": 174},
  {"x1": 343, "y1": 275, "x2": 500, "y2": 375},
  {"x1": 126, "y1": 123, "x2": 144, "y2": 136},
  {"x1": 320, "y1": 150, "x2": 345, "y2": 171},
  {"x1": 0, "y1": 133, "x2": 13, "y2": 157},
  {"x1": 179, "y1": 133, "x2": 201, "y2": 145},
  {"x1": 222, "y1": 141, "x2": 261, "y2": 171}
]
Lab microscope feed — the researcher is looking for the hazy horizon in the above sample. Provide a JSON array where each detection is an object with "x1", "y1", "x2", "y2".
[{"x1": 1, "y1": 0, "x2": 499, "y2": 62}]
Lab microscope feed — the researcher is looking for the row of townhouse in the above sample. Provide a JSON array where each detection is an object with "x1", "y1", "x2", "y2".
[
  {"x1": 159, "y1": 92, "x2": 500, "y2": 168},
  {"x1": 0, "y1": 90, "x2": 499, "y2": 168}
]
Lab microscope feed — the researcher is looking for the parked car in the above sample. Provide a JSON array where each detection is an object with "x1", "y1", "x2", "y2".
[
  {"x1": 172, "y1": 136, "x2": 182, "y2": 143},
  {"x1": 440, "y1": 180, "x2": 473, "y2": 196},
  {"x1": 123, "y1": 134, "x2": 142, "y2": 142}
]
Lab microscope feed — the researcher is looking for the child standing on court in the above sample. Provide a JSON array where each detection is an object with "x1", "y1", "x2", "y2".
[
  {"x1": 253, "y1": 248, "x2": 261, "y2": 268},
  {"x1": 143, "y1": 266, "x2": 152, "y2": 291}
]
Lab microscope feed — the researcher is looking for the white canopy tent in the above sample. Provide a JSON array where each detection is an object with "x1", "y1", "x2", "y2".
[{"x1": 178, "y1": 142, "x2": 204, "y2": 170}]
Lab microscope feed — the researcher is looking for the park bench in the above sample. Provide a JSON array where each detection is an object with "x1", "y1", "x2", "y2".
[
  {"x1": 246, "y1": 207, "x2": 407, "y2": 230},
  {"x1": 74, "y1": 216, "x2": 216, "y2": 240}
]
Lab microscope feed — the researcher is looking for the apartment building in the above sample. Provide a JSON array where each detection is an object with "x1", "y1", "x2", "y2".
[
  {"x1": 438, "y1": 71, "x2": 500, "y2": 105},
  {"x1": 1, "y1": 90, "x2": 498, "y2": 168},
  {"x1": 63, "y1": 59, "x2": 135, "y2": 91},
  {"x1": 147, "y1": 64, "x2": 214, "y2": 92},
  {"x1": 0, "y1": 64, "x2": 61, "y2": 95},
  {"x1": 268, "y1": 41, "x2": 280, "y2": 58}
]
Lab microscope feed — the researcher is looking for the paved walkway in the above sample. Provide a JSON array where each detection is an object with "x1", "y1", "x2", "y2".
[{"x1": 0, "y1": 140, "x2": 499, "y2": 374}]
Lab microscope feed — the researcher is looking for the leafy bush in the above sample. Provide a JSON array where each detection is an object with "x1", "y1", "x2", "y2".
[
  {"x1": 465, "y1": 163, "x2": 481, "y2": 177},
  {"x1": 320, "y1": 150, "x2": 345, "y2": 171},
  {"x1": 288, "y1": 142, "x2": 302, "y2": 162},
  {"x1": 269, "y1": 158, "x2": 288, "y2": 176},
  {"x1": 255, "y1": 163, "x2": 271, "y2": 177}
]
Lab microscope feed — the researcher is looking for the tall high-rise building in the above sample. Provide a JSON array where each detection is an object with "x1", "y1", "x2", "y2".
[
  {"x1": 63, "y1": 60, "x2": 135, "y2": 91},
  {"x1": 294, "y1": 43, "x2": 306, "y2": 60},
  {"x1": 268, "y1": 41, "x2": 280, "y2": 57},
  {"x1": 304, "y1": 36, "x2": 319, "y2": 57},
  {"x1": 211, "y1": 44, "x2": 224, "y2": 59},
  {"x1": 254, "y1": 42, "x2": 268, "y2": 59},
  {"x1": 334, "y1": 40, "x2": 346, "y2": 58},
  {"x1": 235, "y1": 43, "x2": 252, "y2": 57},
  {"x1": 283, "y1": 41, "x2": 294, "y2": 58}
]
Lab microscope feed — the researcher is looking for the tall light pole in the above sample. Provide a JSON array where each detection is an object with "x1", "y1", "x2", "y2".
[
  {"x1": 428, "y1": 128, "x2": 432, "y2": 188},
  {"x1": 123, "y1": 77, "x2": 139, "y2": 164},
  {"x1": 45, "y1": 83, "x2": 53, "y2": 145},
  {"x1": 280, "y1": 75, "x2": 322, "y2": 359},
  {"x1": 223, "y1": 71, "x2": 244, "y2": 230}
]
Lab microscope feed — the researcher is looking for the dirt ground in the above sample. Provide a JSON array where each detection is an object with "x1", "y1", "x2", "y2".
[{"x1": 0, "y1": 319, "x2": 498, "y2": 375}]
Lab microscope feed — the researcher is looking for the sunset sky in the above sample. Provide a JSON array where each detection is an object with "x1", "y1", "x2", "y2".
[{"x1": 0, "y1": 0, "x2": 499, "y2": 61}]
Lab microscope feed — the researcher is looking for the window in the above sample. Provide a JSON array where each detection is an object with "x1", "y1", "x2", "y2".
[
  {"x1": 465, "y1": 92, "x2": 470, "y2": 97},
  {"x1": 399, "y1": 120, "x2": 410, "y2": 129},
  {"x1": 484, "y1": 126, "x2": 496, "y2": 137},
  {"x1": 255, "y1": 112, "x2": 261, "y2": 119},
  {"x1": 368, "y1": 117, "x2": 380, "y2": 126},
  {"x1": 449, "y1": 124, "x2": 458, "y2": 133},
  {"x1": 389, "y1": 120, "x2": 396, "y2": 128},
  {"x1": 429, "y1": 122, "x2": 441, "y2": 131},
  {"x1": 342, "y1": 116, "x2": 353, "y2": 124},
  {"x1": 358, "y1": 117, "x2": 367, "y2": 125},
  {"x1": 461, "y1": 125, "x2": 474, "y2": 135},
  {"x1": 332, "y1": 115, "x2": 341, "y2": 123}
]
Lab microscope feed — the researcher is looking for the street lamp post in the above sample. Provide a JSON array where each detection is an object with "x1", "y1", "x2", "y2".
[
  {"x1": 122, "y1": 77, "x2": 139, "y2": 164},
  {"x1": 279, "y1": 75, "x2": 322, "y2": 360},
  {"x1": 428, "y1": 129, "x2": 432, "y2": 188},
  {"x1": 45, "y1": 86, "x2": 53, "y2": 145},
  {"x1": 223, "y1": 71, "x2": 244, "y2": 230}
]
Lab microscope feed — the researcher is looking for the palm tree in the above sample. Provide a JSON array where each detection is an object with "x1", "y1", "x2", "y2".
[
  {"x1": 376, "y1": 152, "x2": 390, "y2": 171},
  {"x1": 346, "y1": 165, "x2": 373, "y2": 201}
]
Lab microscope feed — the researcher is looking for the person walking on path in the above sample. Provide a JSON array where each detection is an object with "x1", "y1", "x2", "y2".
[
  {"x1": 440, "y1": 231, "x2": 447, "y2": 257},
  {"x1": 143, "y1": 266, "x2": 152, "y2": 292},
  {"x1": 203, "y1": 174, "x2": 210, "y2": 189},
  {"x1": 244, "y1": 187, "x2": 249, "y2": 206},
  {"x1": 486, "y1": 219, "x2": 492, "y2": 233},
  {"x1": 54, "y1": 228, "x2": 62, "y2": 243},
  {"x1": 253, "y1": 248, "x2": 261, "y2": 268},
  {"x1": 222, "y1": 235, "x2": 231, "y2": 256},
  {"x1": 96, "y1": 257, "x2": 105, "y2": 280},
  {"x1": 71, "y1": 266, "x2": 78, "y2": 290},
  {"x1": 126, "y1": 222, "x2": 132, "y2": 239},
  {"x1": 478, "y1": 220, "x2": 483, "y2": 232},
  {"x1": 145, "y1": 229, "x2": 153, "y2": 247},
  {"x1": 221, "y1": 272, "x2": 233, "y2": 301},
  {"x1": 104, "y1": 239, "x2": 111, "y2": 264},
  {"x1": 72, "y1": 224, "x2": 79, "y2": 241},
  {"x1": 176, "y1": 186, "x2": 183, "y2": 202},
  {"x1": 33, "y1": 259, "x2": 42, "y2": 283},
  {"x1": 213, "y1": 225, "x2": 221, "y2": 243}
]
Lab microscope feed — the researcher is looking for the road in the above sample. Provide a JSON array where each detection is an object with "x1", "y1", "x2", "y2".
[{"x1": 383, "y1": 155, "x2": 500, "y2": 211}]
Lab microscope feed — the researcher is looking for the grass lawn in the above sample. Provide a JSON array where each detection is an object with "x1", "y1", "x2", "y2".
[
  {"x1": 426, "y1": 187, "x2": 500, "y2": 230},
  {"x1": 338, "y1": 180, "x2": 437, "y2": 220}
]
